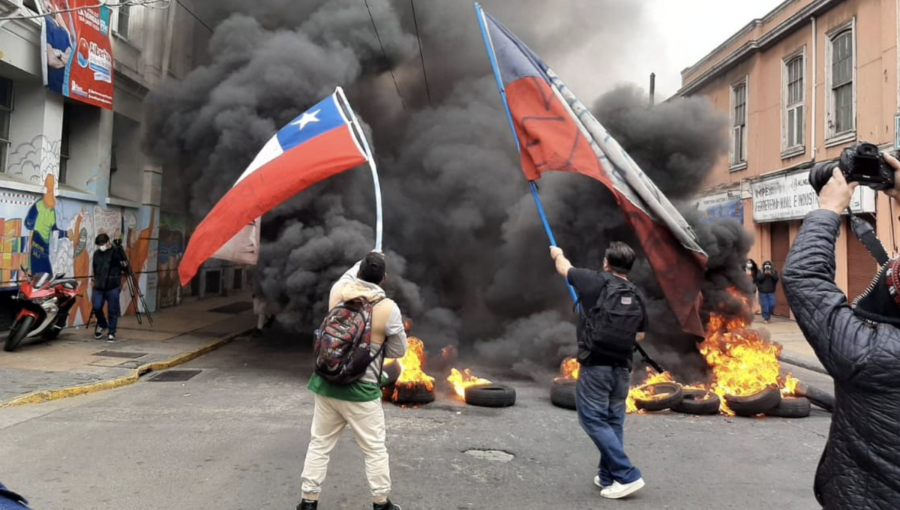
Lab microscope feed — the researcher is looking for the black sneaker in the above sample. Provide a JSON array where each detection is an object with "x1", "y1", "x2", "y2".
[
  {"x1": 296, "y1": 500, "x2": 318, "y2": 510},
  {"x1": 107, "y1": 334, "x2": 116, "y2": 343},
  {"x1": 94, "y1": 326, "x2": 105, "y2": 339},
  {"x1": 374, "y1": 501, "x2": 401, "y2": 510}
]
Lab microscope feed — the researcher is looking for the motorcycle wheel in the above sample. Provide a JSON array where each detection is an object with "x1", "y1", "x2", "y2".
[{"x1": 5, "y1": 315, "x2": 35, "y2": 352}]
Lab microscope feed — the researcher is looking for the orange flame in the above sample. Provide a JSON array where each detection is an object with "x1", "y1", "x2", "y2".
[
  {"x1": 626, "y1": 369, "x2": 675, "y2": 414},
  {"x1": 556, "y1": 357, "x2": 580, "y2": 381},
  {"x1": 391, "y1": 337, "x2": 435, "y2": 402},
  {"x1": 447, "y1": 368, "x2": 492, "y2": 399}
]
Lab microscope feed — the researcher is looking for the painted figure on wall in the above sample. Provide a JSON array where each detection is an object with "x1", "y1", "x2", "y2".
[
  {"x1": 24, "y1": 174, "x2": 67, "y2": 275},
  {"x1": 157, "y1": 219, "x2": 185, "y2": 309},
  {"x1": 68, "y1": 206, "x2": 93, "y2": 327}
]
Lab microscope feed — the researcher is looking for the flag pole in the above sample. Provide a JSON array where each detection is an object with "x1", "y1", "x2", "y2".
[
  {"x1": 474, "y1": 2, "x2": 579, "y2": 304},
  {"x1": 336, "y1": 86, "x2": 384, "y2": 252}
]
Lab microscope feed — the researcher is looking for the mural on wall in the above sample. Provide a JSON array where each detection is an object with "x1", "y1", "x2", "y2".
[
  {"x1": 157, "y1": 213, "x2": 186, "y2": 308},
  {"x1": 6, "y1": 135, "x2": 61, "y2": 184},
  {"x1": 0, "y1": 189, "x2": 153, "y2": 327}
]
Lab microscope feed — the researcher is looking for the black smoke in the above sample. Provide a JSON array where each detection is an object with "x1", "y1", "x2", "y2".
[{"x1": 144, "y1": 1, "x2": 752, "y2": 381}]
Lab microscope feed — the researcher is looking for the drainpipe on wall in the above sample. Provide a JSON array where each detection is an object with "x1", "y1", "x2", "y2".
[{"x1": 811, "y1": 15, "x2": 818, "y2": 162}]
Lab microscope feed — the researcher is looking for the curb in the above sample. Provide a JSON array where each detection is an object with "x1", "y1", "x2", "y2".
[
  {"x1": 778, "y1": 352, "x2": 828, "y2": 376},
  {"x1": 0, "y1": 328, "x2": 254, "y2": 408}
]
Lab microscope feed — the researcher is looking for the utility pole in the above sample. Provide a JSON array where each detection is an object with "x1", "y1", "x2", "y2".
[{"x1": 649, "y1": 72, "x2": 656, "y2": 107}]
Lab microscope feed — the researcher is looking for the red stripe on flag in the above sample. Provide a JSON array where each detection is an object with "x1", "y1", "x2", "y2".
[
  {"x1": 178, "y1": 126, "x2": 367, "y2": 286},
  {"x1": 506, "y1": 77, "x2": 707, "y2": 337}
]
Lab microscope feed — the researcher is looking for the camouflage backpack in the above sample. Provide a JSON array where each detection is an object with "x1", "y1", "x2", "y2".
[{"x1": 313, "y1": 297, "x2": 385, "y2": 385}]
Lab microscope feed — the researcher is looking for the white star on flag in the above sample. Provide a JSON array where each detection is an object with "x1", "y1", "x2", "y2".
[{"x1": 291, "y1": 109, "x2": 321, "y2": 131}]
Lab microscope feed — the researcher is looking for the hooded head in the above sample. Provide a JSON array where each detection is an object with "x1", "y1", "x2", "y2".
[
  {"x1": 853, "y1": 258, "x2": 900, "y2": 326},
  {"x1": 357, "y1": 251, "x2": 387, "y2": 286}
]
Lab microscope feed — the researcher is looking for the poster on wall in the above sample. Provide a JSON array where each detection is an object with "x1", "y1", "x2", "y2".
[
  {"x1": 40, "y1": 0, "x2": 114, "y2": 109},
  {"x1": 692, "y1": 192, "x2": 744, "y2": 224}
]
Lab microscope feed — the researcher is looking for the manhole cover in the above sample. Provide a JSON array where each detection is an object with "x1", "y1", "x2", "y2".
[
  {"x1": 464, "y1": 449, "x2": 515, "y2": 462},
  {"x1": 148, "y1": 369, "x2": 202, "y2": 382},
  {"x1": 94, "y1": 351, "x2": 147, "y2": 359},
  {"x1": 209, "y1": 302, "x2": 254, "y2": 314}
]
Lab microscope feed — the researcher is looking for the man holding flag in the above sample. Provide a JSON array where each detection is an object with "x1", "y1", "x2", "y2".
[{"x1": 475, "y1": 3, "x2": 710, "y2": 501}]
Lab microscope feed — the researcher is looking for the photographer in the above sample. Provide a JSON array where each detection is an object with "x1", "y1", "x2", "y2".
[
  {"x1": 92, "y1": 234, "x2": 127, "y2": 343},
  {"x1": 755, "y1": 261, "x2": 779, "y2": 323},
  {"x1": 782, "y1": 155, "x2": 900, "y2": 508}
]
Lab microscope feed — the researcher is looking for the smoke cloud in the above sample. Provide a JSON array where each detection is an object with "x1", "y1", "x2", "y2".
[{"x1": 145, "y1": 1, "x2": 751, "y2": 381}]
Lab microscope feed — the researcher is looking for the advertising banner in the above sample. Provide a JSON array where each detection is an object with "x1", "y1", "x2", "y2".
[
  {"x1": 752, "y1": 168, "x2": 876, "y2": 222},
  {"x1": 40, "y1": 0, "x2": 114, "y2": 109},
  {"x1": 692, "y1": 192, "x2": 744, "y2": 224}
]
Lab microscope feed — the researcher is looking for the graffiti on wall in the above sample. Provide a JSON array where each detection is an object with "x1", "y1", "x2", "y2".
[
  {"x1": 157, "y1": 213, "x2": 185, "y2": 308},
  {"x1": 0, "y1": 187, "x2": 157, "y2": 326},
  {"x1": 6, "y1": 135, "x2": 61, "y2": 185}
]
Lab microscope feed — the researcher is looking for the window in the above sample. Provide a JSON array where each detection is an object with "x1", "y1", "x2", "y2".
[
  {"x1": 23, "y1": 0, "x2": 39, "y2": 13},
  {"x1": 59, "y1": 103, "x2": 71, "y2": 183},
  {"x1": 731, "y1": 81, "x2": 747, "y2": 167},
  {"x1": 783, "y1": 54, "x2": 804, "y2": 152},
  {"x1": 117, "y1": 4, "x2": 130, "y2": 38},
  {"x1": 0, "y1": 77, "x2": 12, "y2": 174},
  {"x1": 828, "y1": 23, "x2": 855, "y2": 140}
]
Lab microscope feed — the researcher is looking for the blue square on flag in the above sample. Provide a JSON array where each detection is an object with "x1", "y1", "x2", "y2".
[{"x1": 276, "y1": 96, "x2": 349, "y2": 152}]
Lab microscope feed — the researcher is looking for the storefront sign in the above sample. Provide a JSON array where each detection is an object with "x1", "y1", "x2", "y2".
[
  {"x1": 692, "y1": 192, "x2": 744, "y2": 224},
  {"x1": 40, "y1": 0, "x2": 114, "y2": 109},
  {"x1": 752, "y1": 168, "x2": 876, "y2": 222}
]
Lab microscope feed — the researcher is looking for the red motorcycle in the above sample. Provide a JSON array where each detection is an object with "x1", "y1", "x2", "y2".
[{"x1": 5, "y1": 266, "x2": 80, "y2": 352}]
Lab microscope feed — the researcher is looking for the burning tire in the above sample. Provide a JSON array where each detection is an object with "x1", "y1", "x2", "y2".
[
  {"x1": 550, "y1": 379, "x2": 577, "y2": 410},
  {"x1": 392, "y1": 384, "x2": 435, "y2": 405},
  {"x1": 764, "y1": 396, "x2": 811, "y2": 419},
  {"x1": 465, "y1": 384, "x2": 516, "y2": 408},
  {"x1": 724, "y1": 387, "x2": 781, "y2": 417},
  {"x1": 381, "y1": 362, "x2": 401, "y2": 388},
  {"x1": 671, "y1": 389, "x2": 720, "y2": 415},
  {"x1": 633, "y1": 382, "x2": 683, "y2": 412}
]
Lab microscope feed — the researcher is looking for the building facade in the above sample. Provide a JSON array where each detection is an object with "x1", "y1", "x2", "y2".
[
  {"x1": 0, "y1": 0, "x2": 237, "y2": 327},
  {"x1": 682, "y1": 0, "x2": 900, "y2": 318}
]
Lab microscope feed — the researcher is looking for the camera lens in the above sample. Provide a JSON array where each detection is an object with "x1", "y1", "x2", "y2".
[{"x1": 809, "y1": 161, "x2": 840, "y2": 194}]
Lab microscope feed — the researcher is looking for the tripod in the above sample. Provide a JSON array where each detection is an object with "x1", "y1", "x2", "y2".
[{"x1": 86, "y1": 242, "x2": 154, "y2": 329}]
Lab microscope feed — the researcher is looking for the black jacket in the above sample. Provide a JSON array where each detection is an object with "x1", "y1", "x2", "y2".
[
  {"x1": 755, "y1": 268, "x2": 779, "y2": 294},
  {"x1": 783, "y1": 210, "x2": 900, "y2": 509},
  {"x1": 92, "y1": 247, "x2": 126, "y2": 291}
]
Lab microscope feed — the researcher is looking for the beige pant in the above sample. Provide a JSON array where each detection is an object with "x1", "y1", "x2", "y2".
[{"x1": 301, "y1": 395, "x2": 391, "y2": 503}]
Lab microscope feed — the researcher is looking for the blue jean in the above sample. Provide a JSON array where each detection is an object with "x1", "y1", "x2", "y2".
[
  {"x1": 92, "y1": 288, "x2": 121, "y2": 335},
  {"x1": 759, "y1": 293, "x2": 776, "y2": 320},
  {"x1": 576, "y1": 365, "x2": 642, "y2": 486}
]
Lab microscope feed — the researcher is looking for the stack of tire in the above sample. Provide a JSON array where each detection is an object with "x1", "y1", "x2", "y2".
[{"x1": 724, "y1": 387, "x2": 812, "y2": 418}]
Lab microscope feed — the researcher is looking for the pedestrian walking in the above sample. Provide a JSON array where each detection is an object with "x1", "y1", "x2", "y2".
[
  {"x1": 297, "y1": 251, "x2": 408, "y2": 510},
  {"x1": 550, "y1": 242, "x2": 647, "y2": 500},
  {"x1": 755, "y1": 261, "x2": 779, "y2": 323},
  {"x1": 91, "y1": 233, "x2": 127, "y2": 342}
]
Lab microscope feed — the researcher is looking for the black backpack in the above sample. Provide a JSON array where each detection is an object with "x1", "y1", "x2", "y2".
[{"x1": 578, "y1": 275, "x2": 645, "y2": 363}]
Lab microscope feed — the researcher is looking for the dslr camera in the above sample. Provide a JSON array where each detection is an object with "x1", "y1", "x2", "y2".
[{"x1": 809, "y1": 142, "x2": 897, "y2": 194}]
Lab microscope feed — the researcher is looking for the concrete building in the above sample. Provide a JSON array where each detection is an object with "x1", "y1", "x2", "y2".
[
  {"x1": 681, "y1": 0, "x2": 900, "y2": 318},
  {"x1": 0, "y1": 0, "x2": 236, "y2": 327}
]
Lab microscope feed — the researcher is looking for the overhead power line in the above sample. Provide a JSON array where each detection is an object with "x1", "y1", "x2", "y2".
[
  {"x1": 0, "y1": 0, "x2": 171, "y2": 22},
  {"x1": 364, "y1": 0, "x2": 407, "y2": 111},
  {"x1": 410, "y1": 0, "x2": 431, "y2": 107},
  {"x1": 175, "y1": 0, "x2": 213, "y2": 33}
]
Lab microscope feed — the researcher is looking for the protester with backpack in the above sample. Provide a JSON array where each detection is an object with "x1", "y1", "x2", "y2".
[
  {"x1": 298, "y1": 251, "x2": 408, "y2": 510},
  {"x1": 550, "y1": 242, "x2": 647, "y2": 500}
]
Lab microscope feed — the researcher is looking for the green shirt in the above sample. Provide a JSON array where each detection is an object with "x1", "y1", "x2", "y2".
[
  {"x1": 33, "y1": 200, "x2": 56, "y2": 241},
  {"x1": 307, "y1": 374, "x2": 382, "y2": 402}
]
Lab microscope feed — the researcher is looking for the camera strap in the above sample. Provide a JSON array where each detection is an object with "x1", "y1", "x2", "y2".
[{"x1": 847, "y1": 207, "x2": 891, "y2": 266}]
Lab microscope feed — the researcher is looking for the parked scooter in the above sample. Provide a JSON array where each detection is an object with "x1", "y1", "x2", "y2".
[{"x1": 5, "y1": 265, "x2": 79, "y2": 352}]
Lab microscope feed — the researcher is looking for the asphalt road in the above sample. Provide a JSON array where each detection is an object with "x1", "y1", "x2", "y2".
[{"x1": 0, "y1": 333, "x2": 834, "y2": 510}]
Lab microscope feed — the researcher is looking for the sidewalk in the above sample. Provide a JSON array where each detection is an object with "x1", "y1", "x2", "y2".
[{"x1": 0, "y1": 292, "x2": 257, "y2": 407}]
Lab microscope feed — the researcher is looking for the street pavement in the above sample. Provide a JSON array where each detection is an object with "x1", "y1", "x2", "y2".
[
  {"x1": 0, "y1": 329, "x2": 834, "y2": 510},
  {"x1": 0, "y1": 293, "x2": 257, "y2": 405}
]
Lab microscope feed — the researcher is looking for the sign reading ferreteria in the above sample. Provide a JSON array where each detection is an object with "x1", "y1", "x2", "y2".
[{"x1": 752, "y1": 168, "x2": 876, "y2": 222}]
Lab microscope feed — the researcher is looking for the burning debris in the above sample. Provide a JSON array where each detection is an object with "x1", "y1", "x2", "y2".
[
  {"x1": 447, "y1": 368, "x2": 492, "y2": 399},
  {"x1": 390, "y1": 337, "x2": 435, "y2": 405},
  {"x1": 551, "y1": 288, "x2": 817, "y2": 418}
]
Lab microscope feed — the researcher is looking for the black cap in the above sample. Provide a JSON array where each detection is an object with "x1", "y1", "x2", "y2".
[{"x1": 358, "y1": 251, "x2": 386, "y2": 284}]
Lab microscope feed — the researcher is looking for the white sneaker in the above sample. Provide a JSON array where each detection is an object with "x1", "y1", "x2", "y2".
[
  {"x1": 593, "y1": 475, "x2": 607, "y2": 490},
  {"x1": 600, "y1": 478, "x2": 645, "y2": 499}
]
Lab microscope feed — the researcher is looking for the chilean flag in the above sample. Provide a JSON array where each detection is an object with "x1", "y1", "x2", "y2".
[
  {"x1": 178, "y1": 89, "x2": 369, "y2": 286},
  {"x1": 479, "y1": 8, "x2": 709, "y2": 337}
]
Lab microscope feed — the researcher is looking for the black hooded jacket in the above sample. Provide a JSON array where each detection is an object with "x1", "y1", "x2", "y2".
[
  {"x1": 755, "y1": 263, "x2": 779, "y2": 293},
  {"x1": 92, "y1": 247, "x2": 126, "y2": 291},
  {"x1": 783, "y1": 210, "x2": 900, "y2": 509}
]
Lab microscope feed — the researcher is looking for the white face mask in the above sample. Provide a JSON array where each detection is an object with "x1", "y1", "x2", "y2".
[{"x1": 99, "y1": 245, "x2": 109, "y2": 252}]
